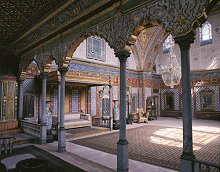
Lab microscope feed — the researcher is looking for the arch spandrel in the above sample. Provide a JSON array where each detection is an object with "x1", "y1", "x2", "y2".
[
  {"x1": 19, "y1": 58, "x2": 40, "y2": 78},
  {"x1": 19, "y1": 0, "x2": 216, "y2": 71}
]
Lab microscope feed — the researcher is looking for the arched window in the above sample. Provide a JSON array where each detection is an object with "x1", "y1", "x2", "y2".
[
  {"x1": 200, "y1": 21, "x2": 212, "y2": 46},
  {"x1": 163, "y1": 35, "x2": 173, "y2": 53}
]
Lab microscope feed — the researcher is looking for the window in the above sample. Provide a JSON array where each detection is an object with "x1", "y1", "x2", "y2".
[
  {"x1": 87, "y1": 36, "x2": 106, "y2": 61},
  {"x1": 163, "y1": 35, "x2": 173, "y2": 53},
  {"x1": 72, "y1": 90, "x2": 79, "y2": 113},
  {"x1": 164, "y1": 92, "x2": 174, "y2": 110},
  {"x1": 200, "y1": 89, "x2": 214, "y2": 111},
  {"x1": 200, "y1": 21, "x2": 212, "y2": 46}
]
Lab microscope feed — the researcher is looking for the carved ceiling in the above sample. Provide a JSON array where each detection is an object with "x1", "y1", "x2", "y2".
[{"x1": 0, "y1": 0, "x2": 55, "y2": 42}]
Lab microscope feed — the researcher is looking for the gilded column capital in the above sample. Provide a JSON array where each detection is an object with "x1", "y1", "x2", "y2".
[
  {"x1": 115, "y1": 50, "x2": 130, "y2": 62},
  {"x1": 58, "y1": 67, "x2": 68, "y2": 75},
  {"x1": 174, "y1": 31, "x2": 196, "y2": 50},
  {"x1": 40, "y1": 72, "x2": 48, "y2": 79}
]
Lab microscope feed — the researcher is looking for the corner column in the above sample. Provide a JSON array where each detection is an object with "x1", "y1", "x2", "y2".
[
  {"x1": 115, "y1": 50, "x2": 130, "y2": 172},
  {"x1": 109, "y1": 85, "x2": 113, "y2": 131},
  {"x1": 58, "y1": 67, "x2": 68, "y2": 152},
  {"x1": 40, "y1": 72, "x2": 48, "y2": 144},
  {"x1": 175, "y1": 31, "x2": 196, "y2": 172},
  {"x1": 18, "y1": 79, "x2": 24, "y2": 124}
]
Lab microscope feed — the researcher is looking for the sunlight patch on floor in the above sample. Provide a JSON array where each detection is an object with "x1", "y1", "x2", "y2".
[
  {"x1": 150, "y1": 127, "x2": 219, "y2": 150},
  {"x1": 192, "y1": 126, "x2": 220, "y2": 134}
]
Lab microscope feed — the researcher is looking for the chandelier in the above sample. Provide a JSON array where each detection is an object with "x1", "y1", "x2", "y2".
[{"x1": 161, "y1": 37, "x2": 181, "y2": 88}]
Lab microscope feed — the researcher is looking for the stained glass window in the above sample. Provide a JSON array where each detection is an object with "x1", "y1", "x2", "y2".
[
  {"x1": 87, "y1": 36, "x2": 106, "y2": 61},
  {"x1": 163, "y1": 35, "x2": 172, "y2": 53},
  {"x1": 200, "y1": 21, "x2": 212, "y2": 46}
]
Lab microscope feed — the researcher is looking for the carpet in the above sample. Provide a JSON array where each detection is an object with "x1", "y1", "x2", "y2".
[
  {"x1": 0, "y1": 145, "x2": 85, "y2": 172},
  {"x1": 72, "y1": 125, "x2": 220, "y2": 171},
  {"x1": 66, "y1": 127, "x2": 109, "y2": 139}
]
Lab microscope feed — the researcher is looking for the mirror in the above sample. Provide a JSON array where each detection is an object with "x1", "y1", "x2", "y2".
[
  {"x1": 200, "y1": 89, "x2": 214, "y2": 111},
  {"x1": 165, "y1": 92, "x2": 174, "y2": 110}
]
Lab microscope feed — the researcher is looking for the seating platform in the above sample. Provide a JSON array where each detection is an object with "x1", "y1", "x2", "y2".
[{"x1": 52, "y1": 113, "x2": 92, "y2": 129}]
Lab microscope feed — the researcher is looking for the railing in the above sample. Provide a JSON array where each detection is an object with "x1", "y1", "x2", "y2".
[
  {"x1": 193, "y1": 159, "x2": 220, "y2": 172},
  {"x1": 93, "y1": 117, "x2": 111, "y2": 128},
  {"x1": 21, "y1": 120, "x2": 40, "y2": 138}
]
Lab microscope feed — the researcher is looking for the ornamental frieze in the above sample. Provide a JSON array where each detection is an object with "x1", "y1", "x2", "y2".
[
  {"x1": 79, "y1": 0, "x2": 211, "y2": 52},
  {"x1": 19, "y1": 0, "x2": 214, "y2": 70}
]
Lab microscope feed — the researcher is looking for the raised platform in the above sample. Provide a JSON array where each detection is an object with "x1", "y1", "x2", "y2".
[{"x1": 52, "y1": 113, "x2": 92, "y2": 129}]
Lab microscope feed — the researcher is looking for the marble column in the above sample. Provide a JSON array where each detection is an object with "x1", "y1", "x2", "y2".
[
  {"x1": 109, "y1": 85, "x2": 113, "y2": 131},
  {"x1": 18, "y1": 79, "x2": 24, "y2": 125},
  {"x1": 57, "y1": 82, "x2": 61, "y2": 131},
  {"x1": 58, "y1": 67, "x2": 68, "y2": 152},
  {"x1": 40, "y1": 72, "x2": 48, "y2": 144},
  {"x1": 115, "y1": 50, "x2": 130, "y2": 172},
  {"x1": 175, "y1": 31, "x2": 196, "y2": 172},
  {"x1": 38, "y1": 91, "x2": 42, "y2": 124}
]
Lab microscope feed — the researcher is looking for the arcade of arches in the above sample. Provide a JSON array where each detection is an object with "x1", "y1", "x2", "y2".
[{"x1": 0, "y1": 1, "x2": 219, "y2": 172}]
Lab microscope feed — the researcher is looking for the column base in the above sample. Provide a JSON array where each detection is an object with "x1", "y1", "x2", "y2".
[
  {"x1": 117, "y1": 139, "x2": 128, "y2": 172},
  {"x1": 58, "y1": 127, "x2": 66, "y2": 153},
  {"x1": 40, "y1": 123, "x2": 47, "y2": 144},
  {"x1": 180, "y1": 152, "x2": 195, "y2": 172}
]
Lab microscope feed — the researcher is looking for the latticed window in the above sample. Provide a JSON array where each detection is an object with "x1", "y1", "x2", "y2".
[
  {"x1": 163, "y1": 35, "x2": 172, "y2": 53},
  {"x1": 87, "y1": 36, "x2": 106, "y2": 61},
  {"x1": 200, "y1": 21, "x2": 212, "y2": 46}
]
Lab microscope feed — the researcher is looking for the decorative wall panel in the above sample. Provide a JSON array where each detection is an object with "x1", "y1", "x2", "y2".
[
  {"x1": 91, "y1": 87, "x2": 96, "y2": 116},
  {"x1": 72, "y1": 90, "x2": 79, "y2": 113},
  {"x1": 14, "y1": 83, "x2": 18, "y2": 119},
  {"x1": 131, "y1": 87, "x2": 138, "y2": 112},
  {"x1": 195, "y1": 86, "x2": 220, "y2": 111},
  {"x1": 113, "y1": 86, "x2": 118, "y2": 100},
  {"x1": 139, "y1": 87, "x2": 142, "y2": 108},
  {"x1": 161, "y1": 88, "x2": 179, "y2": 110},
  {"x1": 7, "y1": 81, "x2": 15, "y2": 120},
  {"x1": 53, "y1": 89, "x2": 58, "y2": 114},
  {"x1": 145, "y1": 87, "x2": 151, "y2": 98},
  {"x1": 2, "y1": 82, "x2": 7, "y2": 120},
  {"x1": 23, "y1": 79, "x2": 36, "y2": 94}
]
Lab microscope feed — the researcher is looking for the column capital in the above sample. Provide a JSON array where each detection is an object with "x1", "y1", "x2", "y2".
[
  {"x1": 58, "y1": 67, "x2": 68, "y2": 75},
  {"x1": 115, "y1": 50, "x2": 130, "y2": 62},
  {"x1": 174, "y1": 31, "x2": 196, "y2": 50},
  {"x1": 40, "y1": 72, "x2": 48, "y2": 79}
]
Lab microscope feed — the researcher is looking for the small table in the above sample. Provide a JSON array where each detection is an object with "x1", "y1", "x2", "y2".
[{"x1": 0, "y1": 136, "x2": 15, "y2": 155}]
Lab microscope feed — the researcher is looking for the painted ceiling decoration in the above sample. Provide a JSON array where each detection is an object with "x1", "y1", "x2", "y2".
[
  {"x1": 0, "y1": 0, "x2": 218, "y2": 75},
  {"x1": 0, "y1": 0, "x2": 54, "y2": 41}
]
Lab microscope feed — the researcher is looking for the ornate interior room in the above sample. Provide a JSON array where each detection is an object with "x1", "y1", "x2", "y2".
[{"x1": 0, "y1": 0, "x2": 219, "y2": 172}]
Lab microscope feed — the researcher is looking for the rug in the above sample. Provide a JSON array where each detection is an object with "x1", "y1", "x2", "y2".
[
  {"x1": 0, "y1": 145, "x2": 85, "y2": 172},
  {"x1": 72, "y1": 125, "x2": 220, "y2": 171}
]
